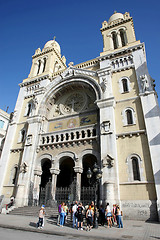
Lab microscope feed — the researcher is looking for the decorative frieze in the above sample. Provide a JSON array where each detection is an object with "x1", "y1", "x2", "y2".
[{"x1": 116, "y1": 129, "x2": 146, "y2": 139}]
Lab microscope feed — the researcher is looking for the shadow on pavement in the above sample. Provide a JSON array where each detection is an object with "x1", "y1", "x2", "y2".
[{"x1": 29, "y1": 222, "x2": 37, "y2": 228}]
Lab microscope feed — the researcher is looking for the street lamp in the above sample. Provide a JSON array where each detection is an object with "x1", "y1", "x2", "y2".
[{"x1": 86, "y1": 163, "x2": 102, "y2": 228}]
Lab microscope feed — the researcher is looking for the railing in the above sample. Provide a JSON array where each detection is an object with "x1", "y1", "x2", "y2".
[{"x1": 39, "y1": 124, "x2": 97, "y2": 146}]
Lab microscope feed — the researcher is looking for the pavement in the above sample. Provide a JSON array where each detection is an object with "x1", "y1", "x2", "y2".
[{"x1": 0, "y1": 214, "x2": 160, "y2": 240}]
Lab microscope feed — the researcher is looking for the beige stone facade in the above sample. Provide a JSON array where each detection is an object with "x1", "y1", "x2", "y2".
[{"x1": 0, "y1": 12, "x2": 160, "y2": 221}]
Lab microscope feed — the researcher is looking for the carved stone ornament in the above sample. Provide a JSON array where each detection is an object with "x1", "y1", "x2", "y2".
[
  {"x1": 101, "y1": 120, "x2": 111, "y2": 134},
  {"x1": 102, "y1": 154, "x2": 114, "y2": 167},
  {"x1": 33, "y1": 96, "x2": 38, "y2": 109},
  {"x1": 140, "y1": 74, "x2": 149, "y2": 92},
  {"x1": 100, "y1": 77, "x2": 108, "y2": 92},
  {"x1": 26, "y1": 135, "x2": 32, "y2": 145},
  {"x1": 20, "y1": 162, "x2": 28, "y2": 173}
]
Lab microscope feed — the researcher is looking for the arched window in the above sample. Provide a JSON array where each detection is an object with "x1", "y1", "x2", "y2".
[
  {"x1": 12, "y1": 166, "x2": 18, "y2": 185},
  {"x1": 126, "y1": 154, "x2": 143, "y2": 182},
  {"x1": 27, "y1": 103, "x2": 32, "y2": 116},
  {"x1": 122, "y1": 78, "x2": 129, "y2": 92},
  {"x1": 132, "y1": 157, "x2": 140, "y2": 181},
  {"x1": 119, "y1": 77, "x2": 131, "y2": 94},
  {"x1": 42, "y1": 58, "x2": 47, "y2": 73},
  {"x1": 120, "y1": 29, "x2": 127, "y2": 47},
  {"x1": 37, "y1": 60, "x2": 41, "y2": 75},
  {"x1": 122, "y1": 108, "x2": 136, "y2": 126},
  {"x1": 126, "y1": 109, "x2": 133, "y2": 125},
  {"x1": 112, "y1": 32, "x2": 118, "y2": 49},
  {"x1": 21, "y1": 129, "x2": 26, "y2": 142}
]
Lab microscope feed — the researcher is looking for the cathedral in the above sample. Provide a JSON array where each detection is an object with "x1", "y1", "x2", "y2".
[{"x1": 0, "y1": 11, "x2": 160, "y2": 221}]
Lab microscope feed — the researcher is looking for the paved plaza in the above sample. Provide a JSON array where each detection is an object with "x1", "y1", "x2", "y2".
[{"x1": 0, "y1": 214, "x2": 159, "y2": 240}]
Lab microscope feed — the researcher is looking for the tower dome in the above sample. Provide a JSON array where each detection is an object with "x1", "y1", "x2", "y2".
[
  {"x1": 43, "y1": 38, "x2": 61, "y2": 54},
  {"x1": 108, "y1": 12, "x2": 124, "y2": 24}
]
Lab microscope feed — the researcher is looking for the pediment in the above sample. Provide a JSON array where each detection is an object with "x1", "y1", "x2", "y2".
[{"x1": 56, "y1": 66, "x2": 97, "y2": 80}]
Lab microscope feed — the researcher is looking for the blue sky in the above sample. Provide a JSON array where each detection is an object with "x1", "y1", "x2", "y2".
[{"x1": 0, "y1": 0, "x2": 160, "y2": 113}]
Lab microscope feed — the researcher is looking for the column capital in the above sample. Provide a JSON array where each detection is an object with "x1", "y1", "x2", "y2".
[
  {"x1": 74, "y1": 166, "x2": 83, "y2": 174},
  {"x1": 34, "y1": 169, "x2": 42, "y2": 176},
  {"x1": 96, "y1": 97, "x2": 115, "y2": 109},
  {"x1": 50, "y1": 168, "x2": 60, "y2": 175}
]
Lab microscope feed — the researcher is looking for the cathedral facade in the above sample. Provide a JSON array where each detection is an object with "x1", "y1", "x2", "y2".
[{"x1": 0, "y1": 12, "x2": 160, "y2": 221}]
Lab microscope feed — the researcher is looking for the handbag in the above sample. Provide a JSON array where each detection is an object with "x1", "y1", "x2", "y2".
[{"x1": 75, "y1": 211, "x2": 78, "y2": 218}]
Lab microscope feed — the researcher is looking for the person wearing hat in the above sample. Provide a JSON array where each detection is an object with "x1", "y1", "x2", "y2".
[{"x1": 37, "y1": 205, "x2": 45, "y2": 229}]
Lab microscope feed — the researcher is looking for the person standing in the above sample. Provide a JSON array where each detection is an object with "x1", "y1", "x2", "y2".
[
  {"x1": 37, "y1": 205, "x2": 45, "y2": 229},
  {"x1": 106, "y1": 203, "x2": 112, "y2": 228},
  {"x1": 60, "y1": 202, "x2": 65, "y2": 227},
  {"x1": 72, "y1": 201, "x2": 78, "y2": 228},
  {"x1": 64, "y1": 203, "x2": 68, "y2": 224},
  {"x1": 98, "y1": 205, "x2": 105, "y2": 226},
  {"x1": 86, "y1": 205, "x2": 94, "y2": 231},
  {"x1": 116, "y1": 205, "x2": 123, "y2": 228},
  {"x1": 112, "y1": 204, "x2": 117, "y2": 225},
  {"x1": 57, "y1": 202, "x2": 62, "y2": 225},
  {"x1": 77, "y1": 202, "x2": 84, "y2": 230}
]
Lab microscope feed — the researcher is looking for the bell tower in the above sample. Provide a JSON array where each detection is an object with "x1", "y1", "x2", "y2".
[
  {"x1": 28, "y1": 37, "x2": 67, "y2": 79},
  {"x1": 100, "y1": 12, "x2": 140, "y2": 55}
]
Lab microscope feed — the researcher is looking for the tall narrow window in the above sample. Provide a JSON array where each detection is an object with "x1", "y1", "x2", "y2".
[
  {"x1": 27, "y1": 103, "x2": 32, "y2": 116},
  {"x1": 112, "y1": 32, "x2": 118, "y2": 49},
  {"x1": 120, "y1": 29, "x2": 127, "y2": 47},
  {"x1": 37, "y1": 60, "x2": 41, "y2": 75},
  {"x1": 42, "y1": 58, "x2": 47, "y2": 73},
  {"x1": 12, "y1": 166, "x2": 18, "y2": 184},
  {"x1": 21, "y1": 130, "x2": 26, "y2": 142},
  {"x1": 126, "y1": 109, "x2": 133, "y2": 125},
  {"x1": 122, "y1": 78, "x2": 129, "y2": 92},
  {"x1": 132, "y1": 157, "x2": 140, "y2": 181}
]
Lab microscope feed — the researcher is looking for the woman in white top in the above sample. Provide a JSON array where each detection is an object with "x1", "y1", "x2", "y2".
[{"x1": 106, "y1": 203, "x2": 112, "y2": 228}]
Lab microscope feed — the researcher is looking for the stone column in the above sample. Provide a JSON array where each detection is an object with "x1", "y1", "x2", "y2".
[
  {"x1": 39, "y1": 59, "x2": 44, "y2": 74},
  {"x1": 74, "y1": 167, "x2": 83, "y2": 201},
  {"x1": 117, "y1": 32, "x2": 122, "y2": 48},
  {"x1": 109, "y1": 35, "x2": 114, "y2": 50},
  {"x1": 33, "y1": 169, "x2": 42, "y2": 206},
  {"x1": 103, "y1": 182, "x2": 115, "y2": 206},
  {"x1": 50, "y1": 168, "x2": 60, "y2": 201}
]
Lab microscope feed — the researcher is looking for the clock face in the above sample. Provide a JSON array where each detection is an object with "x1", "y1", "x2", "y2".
[{"x1": 60, "y1": 92, "x2": 87, "y2": 114}]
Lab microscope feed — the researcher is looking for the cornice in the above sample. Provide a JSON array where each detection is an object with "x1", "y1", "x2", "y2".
[
  {"x1": 19, "y1": 74, "x2": 50, "y2": 88},
  {"x1": 98, "y1": 43, "x2": 144, "y2": 62},
  {"x1": 74, "y1": 58, "x2": 99, "y2": 69},
  {"x1": 116, "y1": 96, "x2": 138, "y2": 104},
  {"x1": 100, "y1": 17, "x2": 133, "y2": 32},
  {"x1": 116, "y1": 129, "x2": 146, "y2": 138}
]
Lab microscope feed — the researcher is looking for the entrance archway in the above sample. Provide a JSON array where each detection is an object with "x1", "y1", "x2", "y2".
[
  {"x1": 56, "y1": 157, "x2": 76, "y2": 204},
  {"x1": 39, "y1": 159, "x2": 52, "y2": 205},
  {"x1": 56, "y1": 157, "x2": 75, "y2": 187},
  {"x1": 81, "y1": 154, "x2": 97, "y2": 187},
  {"x1": 81, "y1": 154, "x2": 98, "y2": 206}
]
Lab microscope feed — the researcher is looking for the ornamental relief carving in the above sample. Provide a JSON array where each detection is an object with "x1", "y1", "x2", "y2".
[{"x1": 50, "y1": 90, "x2": 95, "y2": 117}]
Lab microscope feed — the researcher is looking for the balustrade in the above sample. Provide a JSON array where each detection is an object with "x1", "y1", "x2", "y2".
[
  {"x1": 40, "y1": 125, "x2": 97, "y2": 146},
  {"x1": 111, "y1": 56, "x2": 133, "y2": 71}
]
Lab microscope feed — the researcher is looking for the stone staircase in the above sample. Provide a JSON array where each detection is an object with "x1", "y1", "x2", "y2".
[
  {"x1": 9, "y1": 206, "x2": 58, "y2": 218},
  {"x1": 8, "y1": 206, "x2": 73, "y2": 225}
]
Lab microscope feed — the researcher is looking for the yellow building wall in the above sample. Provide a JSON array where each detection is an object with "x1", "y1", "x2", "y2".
[
  {"x1": 2, "y1": 152, "x2": 22, "y2": 197},
  {"x1": 120, "y1": 184, "x2": 157, "y2": 200}
]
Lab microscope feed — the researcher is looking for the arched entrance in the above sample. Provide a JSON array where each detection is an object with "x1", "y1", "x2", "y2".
[
  {"x1": 56, "y1": 157, "x2": 76, "y2": 204},
  {"x1": 81, "y1": 154, "x2": 98, "y2": 206},
  {"x1": 39, "y1": 159, "x2": 52, "y2": 205}
]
